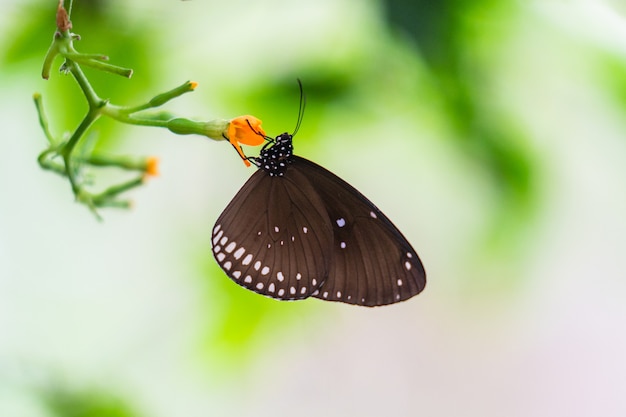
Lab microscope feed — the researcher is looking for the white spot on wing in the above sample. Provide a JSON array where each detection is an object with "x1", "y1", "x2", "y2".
[
  {"x1": 312, "y1": 279, "x2": 317, "y2": 286},
  {"x1": 278, "y1": 289, "x2": 285, "y2": 296},
  {"x1": 274, "y1": 226, "x2": 280, "y2": 233},
  {"x1": 232, "y1": 271, "x2": 241, "y2": 279},
  {"x1": 296, "y1": 273, "x2": 302, "y2": 280},
  {"x1": 370, "y1": 211, "x2": 377, "y2": 218},
  {"x1": 234, "y1": 247, "x2": 245, "y2": 260},
  {"x1": 407, "y1": 252, "x2": 413, "y2": 258},
  {"x1": 323, "y1": 291, "x2": 328, "y2": 299},
  {"x1": 336, "y1": 218, "x2": 346, "y2": 227},
  {"x1": 261, "y1": 266, "x2": 270, "y2": 275},
  {"x1": 225, "y1": 242, "x2": 236, "y2": 253},
  {"x1": 340, "y1": 242, "x2": 346, "y2": 249},
  {"x1": 337, "y1": 291, "x2": 342, "y2": 298},
  {"x1": 254, "y1": 261, "x2": 261, "y2": 270},
  {"x1": 397, "y1": 279, "x2": 403, "y2": 286},
  {"x1": 256, "y1": 282, "x2": 264, "y2": 290},
  {"x1": 405, "y1": 261, "x2": 412, "y2": 271},
  {"x1": 224, "y1": 261, "x2": 232, "y2": 270},
  {"x1": 277, "y1": 272, "x2": 285, "y2": 282},
  {"x1": 214, "y1": 245, "x2": 221, "y2": 253},
  {"x1": 216, "y1": 253, "x2": 226, "y2": 262},
  {"x1": 301, "y1": 287, "x2": 307, "y2": 294},
  {"x1": 302, "y1": 226, "x2": 308, "y2": 234},
  {"x1": 244, "y1": 275, "x2": 252, "y2": 283},
  {"x1": 290, "y1": 287, "x2": 296, "y2": 295},
  {"x1": 214, "y1": 224, "x2": 221, "y2": 234},
  {"x1": 212, "y1": 230, "x2": 223, "y2": 245},
  {"x1": 242, "y1": 254, "x2": 253, "y2": 265},
  {"x1": 220, "y1": 236, "x2": 228, "y2": 245},
  {"x1": 268, "y1": 283, "x2": 275, "y2": 292}
]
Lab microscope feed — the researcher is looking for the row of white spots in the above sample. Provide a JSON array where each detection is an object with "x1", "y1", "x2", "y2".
[
  {"x1": 213, "y1": 225, "x2": 314, "y2": 299},
  {"x1": 214, "y1": 223, "x2": 419, "y2": 303},
  {"x1": 313, "y1": 278, "x2": 406, "y2": 303},
  {"x1": 212, "y1": 228, "x2": 224, "y2": 246},
  {"x1": 213, "y1": 226, "x2": 269, "y2": 290}
]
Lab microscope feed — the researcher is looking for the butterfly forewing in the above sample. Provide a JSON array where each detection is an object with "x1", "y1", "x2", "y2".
[
  {"x1": 212, "y1": 168, "x2": 333, "y2": 300},
  {"x1": 288, "y1": 156, "x2": 426, "y2": 306}
]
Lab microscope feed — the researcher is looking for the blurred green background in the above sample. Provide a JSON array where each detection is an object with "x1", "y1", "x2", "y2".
[{"x1": 1, "y1": 0, "x2": 626, "y2": 416}]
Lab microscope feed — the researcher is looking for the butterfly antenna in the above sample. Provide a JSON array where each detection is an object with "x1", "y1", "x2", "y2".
[
  {"x1": 292, "y1": 78, "x2": 306, "y2": 137},
  {"x1": 246, "y1": 118, "x2": 272, "y2": 142}
]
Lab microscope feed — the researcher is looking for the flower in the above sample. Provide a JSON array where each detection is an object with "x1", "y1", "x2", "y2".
[
  {"x1": 226, "y1": 115, "x2": 266, "y2": 167},
  {"x1": 145, "y1": 156, "x2": 159, "y2": 177}
]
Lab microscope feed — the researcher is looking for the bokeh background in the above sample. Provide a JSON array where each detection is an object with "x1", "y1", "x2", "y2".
[{"x1": 1, "y1": 0, "x2": 626, "y2": 416}]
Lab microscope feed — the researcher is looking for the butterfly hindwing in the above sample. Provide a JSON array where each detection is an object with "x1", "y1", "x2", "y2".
[
  {"x1": 212, "y1": 169, "x2": 333, "y2": 300},
  {"x1": 286, "y1": 156, "x2": 426, "y2": 306}
]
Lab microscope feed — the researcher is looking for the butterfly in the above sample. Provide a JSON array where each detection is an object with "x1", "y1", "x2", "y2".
[{"x1": 212, "y1": 83, "x2": 426, "y2": 306}]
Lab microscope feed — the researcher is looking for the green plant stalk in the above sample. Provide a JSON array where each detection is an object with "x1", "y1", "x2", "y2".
[{"x1": 35, "y1": 1, "x2": 239, "y2": 217}]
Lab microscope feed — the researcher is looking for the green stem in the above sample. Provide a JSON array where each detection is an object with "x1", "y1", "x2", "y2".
[
  {"x1": 67, "y1": 59, "x2": 104, "y2": 108},
  {"x1": 61, "y1": 111, "x2": 99, "y2": 195},
  {"x1": 33, "y1": 93, "x2": 55, "y2": 145}
]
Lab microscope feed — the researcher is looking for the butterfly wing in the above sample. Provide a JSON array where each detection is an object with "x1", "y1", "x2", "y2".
[
  {"x1": 212, "y1": 169, "x2": 334, "y2": 300},
  {"x1": 287, "y1": 156, "x2": 426, "y2": 306}
]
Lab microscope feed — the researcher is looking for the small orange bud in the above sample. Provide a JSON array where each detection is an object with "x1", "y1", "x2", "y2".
[
  {"x1": 145, "y1": 157, "x2": 159, "y2": 177},
  {"x1": 226, "y1": 115, "x2": 266, "y2": 167},
  {"x1": 189, "y1": 81, "x2": 198, "y2": 90}
]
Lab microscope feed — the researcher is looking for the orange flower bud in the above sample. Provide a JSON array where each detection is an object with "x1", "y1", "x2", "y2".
[
  {"x1": 227, "y1": 115, "x2": 266, "y2": 167},
  {"x1": 145, "y1": 156, "x2": 159, "y2": 177}
]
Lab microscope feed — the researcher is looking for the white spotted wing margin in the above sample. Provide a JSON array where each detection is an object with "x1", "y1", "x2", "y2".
[
  {"x1": 212, "y1": 168, "x2": 333, "y2": 301},
  {"x1": 288, "y1": 156, "x2": 426, "y2": 307}
]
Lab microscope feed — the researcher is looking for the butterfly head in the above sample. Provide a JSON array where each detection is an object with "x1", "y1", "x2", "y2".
[{"x1": 257, "y1": 132, "x2": 294, "y2": 177}]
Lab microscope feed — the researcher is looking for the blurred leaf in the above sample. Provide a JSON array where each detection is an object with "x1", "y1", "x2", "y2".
[
  {"x1": 599, "y1": 53, "x2": 626, "y2": 113},
  {"x1": 196, "y1": 258, "x2": 319, "y2": 371},
  {"x1": 383, "y1": 0, "x2": 537, "y2": 245},
  {"x1": 40, "y1": 384, "x2": 141, "y2": 417}
]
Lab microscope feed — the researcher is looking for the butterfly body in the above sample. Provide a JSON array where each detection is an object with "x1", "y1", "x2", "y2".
[{"x1": 212, "y1": 132, "x2": 426, "y2": 306}]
